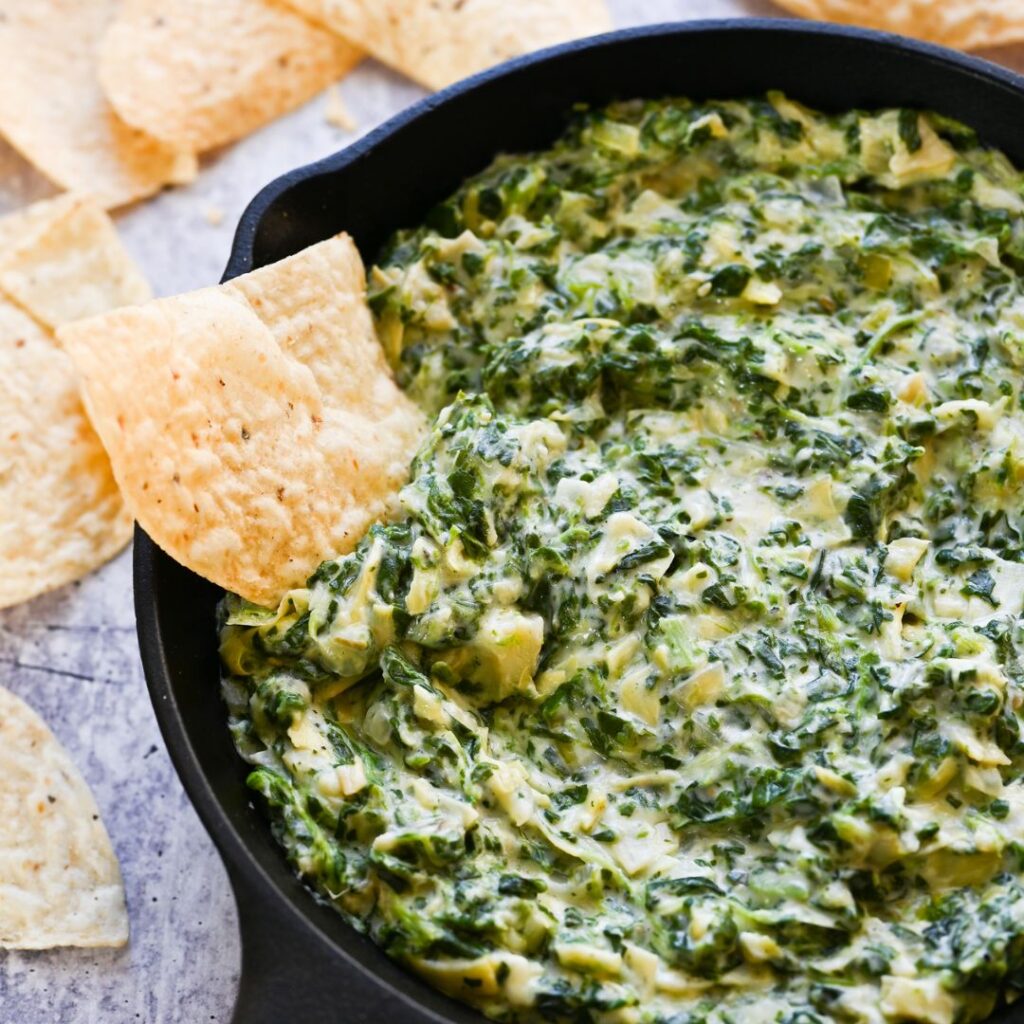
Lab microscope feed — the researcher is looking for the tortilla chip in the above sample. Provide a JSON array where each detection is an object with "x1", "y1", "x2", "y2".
[
  {"x1": 0, "y1": 686, "x2": 128, "y2": 949},
  {"x1": 0, "y1": 195, "x2": 144, "y2": 610},
  {"x1": 0, "y1": 195, "x2": 150, "y2": 330},
  {"x1": 0, "y1": 0, "x2": 196, "y2": 209},
  {"x1": 60, "y1": 235, "x2": 427, "y2": 608},
  {"x1": 281, "y1": 0, "x2": 612, "y2": 90},
  {"x1": 771, "y1": 0, "x2": 1024, "y2": 51},
  {"x1": 98, "y1": 0, "x2": 363, "y2": 155}
]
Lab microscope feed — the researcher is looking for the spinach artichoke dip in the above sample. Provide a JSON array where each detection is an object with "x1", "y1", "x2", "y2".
[{"x1": 219, "y1": 94, "x2": 1024, "y2": 1024}]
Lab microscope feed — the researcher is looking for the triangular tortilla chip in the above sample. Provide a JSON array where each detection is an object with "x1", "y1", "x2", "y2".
[
  {"x1": 0, "y1": 686, "x2": 128, "y2": 949},
  {"x1": 281, "y1": 0, "x2": 611, "y2": 90},
  {"x1": 60, "y1": 234, "x2": 426, "y2": 608},
  {"x1": 0, "y1": 195, "x2": 151, "y2": 330},
  {"x1": 772, "y1": 0, "x2": 1024, "y2": 51},
  {"x1": 98, "y1": 0, "x2": 363, "y2": 154},
  {"x1": 0, "y1": 0, "x2": 196, "y2": 209},
  {"x1": 0, "y1": 195, "x2": 146, "y2": 610}
]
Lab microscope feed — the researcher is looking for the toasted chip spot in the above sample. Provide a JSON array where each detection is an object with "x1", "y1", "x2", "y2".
[
  {"x1": 61, "y1": 234, "x2": 427, "y2": 607},
  {"x1": 772, "y1": 0, "x2": 1024, "y2": 51},
  {"x1": 0, "y1": 686, "x2": 128, "y2": 949},
  {"x1": 98, "y1": 0, "x2": 362, "y2": 154},
  {"x1": 0, "y1": 195, "x2": 142, "y2": 610},
  {"x1": 0, "y1": 0, "x2": 195, "y2": 208},
  {"x1": 281, "y1": 0, "x2": 611, "y2": 90}
]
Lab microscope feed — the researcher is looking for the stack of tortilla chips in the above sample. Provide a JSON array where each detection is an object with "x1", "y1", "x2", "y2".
[
  {"x1": 0, "y1": 0, "x2": 612, "y2": 208},
  {"x1": 0, "y1": 194, "x2": 139, "y2": 950}
]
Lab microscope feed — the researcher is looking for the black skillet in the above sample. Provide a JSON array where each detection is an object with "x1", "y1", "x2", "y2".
[{"x1": 134, "y1": 19, "x2": 1024, "y2": 1024}]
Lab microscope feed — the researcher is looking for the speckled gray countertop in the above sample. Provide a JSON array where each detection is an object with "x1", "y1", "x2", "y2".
[{"x1": 2, "y1": 3, "x2": 1022, "y2": 1021}]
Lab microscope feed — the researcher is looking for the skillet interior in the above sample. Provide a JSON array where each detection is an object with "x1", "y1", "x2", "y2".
[{"x1": 135, "y1": 19, "x2": 1024, "y2": 1024}]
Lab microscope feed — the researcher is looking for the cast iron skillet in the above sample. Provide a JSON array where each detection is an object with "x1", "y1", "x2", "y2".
[{"x1": 135, "y1": 19, "x2": 1024, "y2": 1024}]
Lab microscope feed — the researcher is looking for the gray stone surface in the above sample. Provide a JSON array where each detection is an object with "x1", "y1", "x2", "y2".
[{"x1": 1, "y1": 2, "x2": 1022, "y2": 1021}]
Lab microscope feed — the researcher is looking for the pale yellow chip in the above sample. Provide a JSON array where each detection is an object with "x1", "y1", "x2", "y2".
[
  {"x1": 60, "y1": 235, "x2": 427, "y2": 608},
  {"x1": 772, "y1": 0, "x2": 1024, "y2": 51},
  {"x1": 0, "y1": 195, "x2": 145, "y2": 610},
  {"x1": 0, "y1": 685, "x2": 128, "y2": 949},
  {"x1": 0, "y1": 0, "x2": 196, "y2": 209},
  {"x1": 0, "y1": 306, "x2": 131, "y2": 610},
  {"x1": 0, "y1": 195, "x2": 151, "y2": 331},
  {"x1": 282, "y1": 0, "x2": 612, "y2": 90},
  {"x1": 98, "y1": 0, "x2": 363, "y2": 155}
]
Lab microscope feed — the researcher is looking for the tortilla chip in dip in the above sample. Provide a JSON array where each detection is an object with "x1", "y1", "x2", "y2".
[
  {"x1": 60, "y1": 234, "x2": 427, "y2": 608},
  {"x1": 0, "y1": 194, "x2": 146, "y2": 610},
  {"x1": 771, "y1": 0, "x2": 1024, "y2": 51},
  {"x1": 0, "y1": 0, "x2": 195, "y2": 208},
  {"x1": 0, "y1": 686, "x2": 128, "y2": 949},
  {"x1": 98, "y1": 0, "x2": 363, "y2": 155},
  {"x1": 280, "y1": 0, "x2": 611, "y2": 90}
]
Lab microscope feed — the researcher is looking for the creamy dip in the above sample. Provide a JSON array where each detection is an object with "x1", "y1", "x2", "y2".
[{"x1": 220, "y1": 93, "x2": 1024, "y2": 1024}]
